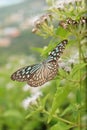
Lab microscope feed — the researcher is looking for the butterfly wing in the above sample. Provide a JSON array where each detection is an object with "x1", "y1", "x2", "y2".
[
  {"x1": 11, "y1": 64, "x2": 41, "y2": 82},
  {"x1": 44, "y1": 60, "x2": 58, "y2": 81},
  {"x1": 11, "y1": 40, "x2": 68, "y2": 87},
  {"x1": 27, "y1": 63, "x2": 45, "y2": 87},
  {"x1": 11, "y1": 61, "x2": 58, "y2": 87},
  {"x1": 47, "y1": 39, "x2": 68, "y2": 62},
  {"x1": 27, "y1": 60, "x2": 58, "y2": 87}
]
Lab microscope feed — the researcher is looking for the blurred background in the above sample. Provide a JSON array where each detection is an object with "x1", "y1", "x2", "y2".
[
  {"x1": 0, "y1": 0, "x2": 47, "y2": 64},
  {"x1": 0, "y1": 0, "x2": 50, "y2": 130},
  {"x1": 1, "y1": 0, "x2": 86, "y2": 130}
]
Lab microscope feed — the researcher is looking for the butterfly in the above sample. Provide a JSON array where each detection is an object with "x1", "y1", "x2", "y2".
[{"x1": 11, "y1": 40, "x2": 68, "y2": 87}]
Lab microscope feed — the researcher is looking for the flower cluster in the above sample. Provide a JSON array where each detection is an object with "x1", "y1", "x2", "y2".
[
  {"x1": 32, "y1": 14, "x2": 54, "y2": 37},
  {"x1": 22, "y1": 91, "x2": 42, "y2": 110},
  {"x1": 59, "y1": 16, "x2": 87, "y2": 29}
]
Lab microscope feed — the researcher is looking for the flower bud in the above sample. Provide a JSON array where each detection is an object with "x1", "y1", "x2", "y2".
[{"x1": 32, "y1": 28, "x2": 38, "y2": 33}]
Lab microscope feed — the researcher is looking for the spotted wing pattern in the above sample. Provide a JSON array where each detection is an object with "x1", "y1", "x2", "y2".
[
  {"x1": 47, "y1": 39, "x2": 68, "y2": 62},
  {"x1": 11, "y1": 64, "x2": 41, "y2": 82},
  {"x1": 11, "y1": 40, "x2": 68, "y2": 87},
  {"x1": 27, "y1": 60, "x2": 58, "y2": 87}
]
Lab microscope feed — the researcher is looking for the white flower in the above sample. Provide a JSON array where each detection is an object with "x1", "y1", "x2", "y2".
[
  {"x1": 23, "y1": 84, "x2": 30, "y2": 91},
  {"x1": 21, "y1": 91, "x2": 42, "y2": 110}
]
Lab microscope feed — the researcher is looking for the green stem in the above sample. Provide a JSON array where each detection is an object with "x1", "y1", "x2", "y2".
[
  {"x1": 78, "y1": 37, "x2": 82, "y2": 130},
  {"x1": 84, "y1": 41, "x2": 87, "y2": 129},
  {"x1": 43, "y1": 109, "x2": 78, "y2": 127}
]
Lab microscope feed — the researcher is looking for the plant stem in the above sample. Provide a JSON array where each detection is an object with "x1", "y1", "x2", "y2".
[
  {"x1": 78, "y1": 36, "x2": 82, "y2": 130},
  {"x1": 43, "y1": 109, "x2": 78, "y2": 127}
]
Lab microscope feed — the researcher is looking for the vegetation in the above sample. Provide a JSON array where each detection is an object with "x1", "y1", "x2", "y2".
[{"x1": 0, "y1": 0, "x2": 87, "y2": 130}]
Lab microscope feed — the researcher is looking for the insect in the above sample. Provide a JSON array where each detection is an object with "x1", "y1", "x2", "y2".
[{"x1": 11, "y1": 40, "x2": 68, "y2": 87}]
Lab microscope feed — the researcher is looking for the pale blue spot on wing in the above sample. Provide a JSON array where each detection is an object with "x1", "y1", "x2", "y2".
[
  {"x1": 30, "y1": 64, "x2": 41, "y2": 74},
  {"x1": 27, "y1": 67, "x2": 31, "y2": 71}
]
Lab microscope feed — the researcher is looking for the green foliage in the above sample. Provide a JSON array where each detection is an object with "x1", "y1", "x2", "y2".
[
  {"x1": 50, "y1": 122, "x2": 72, "y2": 130},
  {"x1": 0, "y1": 0, "x2": 87, "y2": 130}
]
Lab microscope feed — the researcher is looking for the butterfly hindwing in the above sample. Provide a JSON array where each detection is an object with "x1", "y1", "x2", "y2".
[{"x1": 27, "y1": 60, "x2": 58, "y2": 87}]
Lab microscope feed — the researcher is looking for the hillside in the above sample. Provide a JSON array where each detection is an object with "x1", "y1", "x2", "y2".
[
  {"x1": 0, "y1": 0, "x2": 46, "y2": 21},
  {"x1": 0, "y1": 0, "x2": 48, "y2": 65}
]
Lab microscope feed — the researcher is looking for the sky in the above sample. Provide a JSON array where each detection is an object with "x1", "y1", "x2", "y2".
[{"x1": 0, "y1": 0, "x2": 24, "y2": 7}]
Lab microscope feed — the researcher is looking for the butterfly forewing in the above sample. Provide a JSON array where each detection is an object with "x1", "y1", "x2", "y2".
[
  {"x1": 47, "y1": 39, "x2": 68, "y2": 61},
  {"x1": 11, "y1": 40, "x2": 68, "y2": 87}
]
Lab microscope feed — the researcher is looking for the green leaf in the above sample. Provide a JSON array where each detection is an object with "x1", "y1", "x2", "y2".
[
  {"x1": 48, "y1": 84, "x2": 73, "y2": 122},
  {"x1": 41, "y1": 94, "x2": 50, "y2": 108},
  {"x1": 61, "y1": 104, "x2": 74, "y2": 117},
  {"x1": 3, "y1": 110, "x2": 22, "y2": 119},
  {"x1": 70, "y1": 63, "x2": 87, "y2": 77},
  {"x1": 50, "y1": 122, "x2": 73, "y2": 130},
  {"x1": 76, "y1": 89, "x2": 82, "y2": 104},
  {"x1": 41, "y1": 39, "x2": 60, "y2": 57},
  {"x1": 55, "y1": 27, "x2": 70, "y2": 39},
  {"x1": 25, "y1": 109, "x2": 40, "y2": 119},
  {"x1": 31, "y1": 47, "x2": 43, "y2": 54}
]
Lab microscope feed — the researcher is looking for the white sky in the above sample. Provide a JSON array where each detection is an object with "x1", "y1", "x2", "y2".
[{"x1": 0, "y1": 0, "x2": 24, "y2": 7}]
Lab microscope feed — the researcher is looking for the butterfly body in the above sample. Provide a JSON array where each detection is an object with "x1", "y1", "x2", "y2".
[{"x1": 11, "y1": 40, "x2": 68, "y2": 87}]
